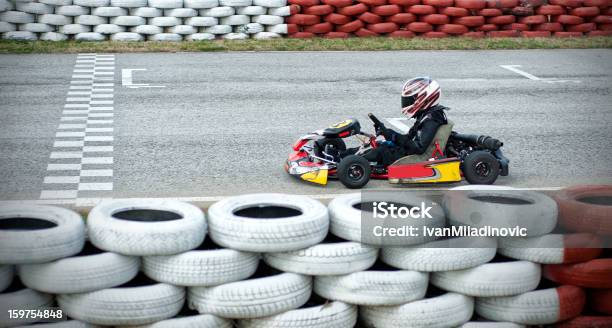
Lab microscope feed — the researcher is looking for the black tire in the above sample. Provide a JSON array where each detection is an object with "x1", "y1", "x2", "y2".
[
  {"x1": 314, "y1": 138, "x2": 346, "y2": 159},
  {"x1": 337, "y1": 155, "x2": 371, "y2": 189},
  {"x1": 462, "y1": 150, "x2": 500, "y2": 185}
]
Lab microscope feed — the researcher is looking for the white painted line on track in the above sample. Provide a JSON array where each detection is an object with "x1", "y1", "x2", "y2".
[{"x1": 500, "y1": 65, "x2": 581, "y2": 84}]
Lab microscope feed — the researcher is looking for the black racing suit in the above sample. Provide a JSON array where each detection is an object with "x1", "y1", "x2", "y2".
[{"x1": 356, "y1": 105, "x2": 449, "y2": 166}]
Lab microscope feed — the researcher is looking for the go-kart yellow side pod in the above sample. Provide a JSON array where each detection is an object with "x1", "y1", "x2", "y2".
[
  {"x1": 388, "y1": 158, "x2": 462, "y2": 184},
  {"x1": 300, "y1": 168, "x2": 329, "y2": 185}
]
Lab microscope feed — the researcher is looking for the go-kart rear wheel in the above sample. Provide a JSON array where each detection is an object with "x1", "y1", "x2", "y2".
[
  {"x1": 337, "y1": 155, "x2": 371, "y2": 189},
  {"x1": 315, "y1": 138, "x2": 346, "y2": 160},
  {"x1": 463, "y1": 150, "x2": 500, "y2": 185}
]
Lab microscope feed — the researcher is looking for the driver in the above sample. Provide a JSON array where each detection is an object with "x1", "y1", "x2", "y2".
[{"x1": 345, "y1": 76, "x2": 448, "y2": 167}]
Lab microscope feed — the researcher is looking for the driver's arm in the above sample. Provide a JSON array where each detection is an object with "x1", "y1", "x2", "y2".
[{"x1": 395, "y1": 120, "x2": 442, "y2": 155}]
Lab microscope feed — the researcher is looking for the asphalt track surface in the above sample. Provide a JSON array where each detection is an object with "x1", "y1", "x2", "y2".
[{"x1": 0, "y1": 49, "x2": 611, "y2": 202}]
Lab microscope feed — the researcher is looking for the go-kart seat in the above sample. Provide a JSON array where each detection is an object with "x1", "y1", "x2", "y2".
[{"x1": 390, "y1": 120, "x2": 455, "y2": 166}]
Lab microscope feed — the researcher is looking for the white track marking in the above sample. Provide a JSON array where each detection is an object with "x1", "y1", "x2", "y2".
[
  {"x1": 41, "y1": 53, "x2": 115, "y2": 202},
  {"x1": 500, "y1": 65, "x2": 580, "y2": 84},
  {"x1": 122, "y1": 68, "x2": 165, "y2": 88}
]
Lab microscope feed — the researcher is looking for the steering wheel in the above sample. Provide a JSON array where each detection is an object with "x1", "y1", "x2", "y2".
[{"x1": 368, "y1": 113, "x2": 386, "y2": 135}]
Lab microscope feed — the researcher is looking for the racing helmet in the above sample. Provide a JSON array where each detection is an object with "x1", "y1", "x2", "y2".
[{"x1": 401, "y1": 77, "x2": 441, "y2": 118}]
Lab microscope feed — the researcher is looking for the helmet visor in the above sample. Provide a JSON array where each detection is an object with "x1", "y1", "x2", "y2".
[{"x1": 402, "y1": 94, "x2": 416, "y2": 110}]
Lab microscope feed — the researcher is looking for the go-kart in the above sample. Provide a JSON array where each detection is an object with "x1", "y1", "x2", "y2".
[{"x1": 285, "y1": 113, "x2": 509, "y2": 189}]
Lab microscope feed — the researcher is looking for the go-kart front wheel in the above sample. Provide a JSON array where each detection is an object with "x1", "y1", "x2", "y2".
[
  {"x1": 337, "y1": 155, "x2": 371, "y2": 189},
  {"x1": 463, "y1": 150, "x2": 500, "y2": 185}
]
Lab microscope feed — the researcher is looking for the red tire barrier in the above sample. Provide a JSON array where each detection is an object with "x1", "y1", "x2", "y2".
[
  {"x1": 424, "y1": 31, "x2": 449, "y2": 37},
  {"x1": 476, "y1": 23, "x2": 499, "y2": 30},
  {"x1": 387, "y1": 13, "x2": 417, "y2": 23},
  {"x1": 464, "y1": 31, "x2": 486, "y2": 37},
  {"x1": 522, "y1": 30, "x2": 551, "y2": 37},
  {"x1": 289, "y1": 0, "x2": 320, "y2": 6},
  {"x1": 372, "y1": 4, "x2": 402, "y2": 15},
  {"x1": 606, "y1": 7, "x2": 612, "y2": 15},
  {"x1": 488, "y1": 29, "x2": 520, "y2": 36},
  {"x1": 488, "y1": 14, "x2": 516, "y2": 23},
  {"x1": 557, "y1": 285, "x2": 588, "y2": 323},
  {"x1": 537, "y1": 5, "x2": 566, "y2": 15},
  {"x1": 289, "y1": 31, "x2": 316, "y2": 37},
  {"x1": 303, "y1": 4, "x2": 335, "y2": 15},
  {"x1": 437, "y1": 23, "x2": 469, "y2": 33},
  {"x1": 543, "y1": 259, "x2": 612, "y2": 289},
  {"x1": 422, "y1": 13, "x2": 451, "y2": 24},
  {"x1": 479, "y1": 8, "x2": 503, "y2": 16},
  {"x1": 583, "y1": 0, "x2": 608, "y2": 6},
  {"x1": 322, "y1": 0, "x2": 353, "y2": 7},
  {"x1": 534, "y1": 22, "x2": 564, "y2": 31},
  {"x1": 358, "y1": 0, "x2": 388, "y2": 5},
  {"x1": 440, "y1": 6, "x2": 470, "y2": 15},
  {"x1": 567, "y1": 22, "x2": 597, "y2": 31},
  {"x1": 554, "y1": 31, "x2": 584, "y2": 36},
  {"x1": 571, "y1": 6, "x2": 601, "y2": 16},
  {"x1": 519, "y1": 14, "x2": 547, "y2": 24},
  {"x1": 409, "y1": 4, "x2": 438, "y2": 14},
  {"x1": 304, "y1": 21, "x2": 333, "y2": 33},
  {"x1": 423, "y1": 0, "x2": 454, "y2": 6},
  {"x1": 367, "y1": 21, "x2": 399, "y2": 32},
  {"x1": 555, "y1": 185, "x2": 612, "y2": 236},
  {"x1": 591, "y1": 289, "x2": 612, "y2": 315},
  {"x1": 325, "y1": 13, "x2": 351, "y2": 24},
  {"x1": 355, "y1": 27, "x2": 380, "y2": 35},
  {"x1": 287, "y1": 14, "x2": 321, "y2": 25},
  {"x1": 600, "y1": 22, "x2": 612, "y2": 29},
  {"x1": 407, "y1": 21, "x2": 434, "y2": 31},
  {"x1": 323, "y1": 31, "x2": 350, "y2": 37},
  {"x1": 389, "y1": 29, "x2": 416, "y2": 36},
  {"x1": 486, "y1": 0, "x2": 519, "y2": 7},
  {"x1": 502, "y1": 22, "x2": 529, "y2": 29},
  {"x1": 555, "y1": 316, "x2": 612, "y2": 328},
  {"x1": 338, "y1": 3, "x2": 368, "y2": 15},
  {"x1": 512, "y1": 6, "x2": 534, "y2": 15},
  {"x1": 389, "y1": 0, "x2": 420, "y2": 5},
  {"x1": 554, "y1": 14, "x2": 584, "y2": 24},
  {"x1": 453, "y1": 15, "x2": 485, "y2": 25},
  {"x1": 359, "y1": 12, "x2": 383, "y2": 23},
  {"x1": 588, "y1": 29, "x2": 612, "y2": 34},
  {"x1": 592, "y1": 15, "x2": 612, "y2": 23},
  {"x1": 455, "y1": 0, "x2": 487, "y2": 9},
  {"x1": 549, "y1": 0, "x2": 582, "y2": 7},
  {"x1": 336, "y1": 19, "x2": 364, "y2": 32}
]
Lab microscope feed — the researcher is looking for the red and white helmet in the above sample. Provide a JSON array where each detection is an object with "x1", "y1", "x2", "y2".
[{"x1": 401, "y1": 77, "x2": 441, "y2": 118}]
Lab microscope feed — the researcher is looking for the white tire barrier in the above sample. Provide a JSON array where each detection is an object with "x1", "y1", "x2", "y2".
[
  {"x1": 150, "y1": 16, "x2": 181, "y2": 26},
  {"x1": 87, "y1": 199, "x2": 206, "y2": 256},
  {"x1": 265, "y1": 23, "x2": 290, "y2": 33},
  {"x1": 0, "y1": 0, "x2": 9, "y2": 12},
  {"x1": 148, "y1": 32, "x2": 182, "y2": 40},
  {"x1": 56, "y1": 5, "x2": 90, "y2": 16},
  {"x1": 208, "y1": 193, "x2": 329, "y2": 252},
  {"x1": 253, "y1": 0, "x2": 286, "y2": 7},
  {"x1": 237, "y1": 5, "x2": 265, "y2": 15},
  {"x1": 220, "y1": 14, "x2": 249, "y2": 25},
  {"x1": 19, "y1": 321, "x2": 99, "y2": 327},
  {"x1": 40, "y1": 0, "x2": 73, "y2": 5},
  {"x1": 60, "y1": 23, "x2": 91, "y2": 34},
  {"x1": 40, "y1": 31, "x2": 68, "y2": 40},
  {"x1": 19, "y1": 244, "x2": 140, "y2": 294},
  {"x1": 219, "y1": 0, "x2": 252, "y2": 6},
  {"x1": 0, "y1": 205, "x2": 85, "y2": 264},
  {"x1": 111, "y1": 15, "x2": 146, "y2": 25},
  {"x1": 185, "y1": 16, "x2": 217, "y2": 26},
  {"x1": 131, "y1": 24, "x2": 162, "y2": 34},
  {"x1": 0, "y1": 11, "x2": 35, "y2": 24},
  {"x1": 263, "y1": 238, "x2": 378, "y2": 275},
  {"x1": 381, "y1": 237, "x2": 497, "y2": 272},
  {"x1": 2, "y1": 30, "x2": 37, "y2": 40},
  {"x1": 237, "y1": 300, "x2": 357, "y2": 328},
  {"x1": 200, "y1": 6, "x2": 234, "y2": 17},
  {"x1": 267, "y1": 5, "x2": 293, "y2": 16},
  {"x1": 498, "y1": 233, "x2": 603, "y2": 264},
  {"x1": 314, "y1": 264, "x2": 428, "y2": 306},
  {"x1": 360, "y1": 293, "x2": 474, "y2": 328},
  {"x1": 76, "y1": 15, "x2": 108, "y2": 25},
  {"x1": 0, "y1": 288, "x2": 54, "y2": 327},
  {"x1": 165, "y1": 8, "x2": 197, "y2": 16},
  {"x1": 129, "y1": 7, "x2": 163, "y2": 17},
  {"x1": 188, "y1": 272, "x2": 312, "y2": 319},
  {"x1": 253, "y1": 31, "x2": 279, "y2": 38},
  {"x1": 149, "y1": 0, "x2": 184, "y2": 8},
  {"x1": 112, "y1": 0, "x2": 149, "y2": 7},
  {"x1": 185, "y1": 32, "x2": 215, "y2": 39},
  {"x1": 236, "y1": 22, "x2": 263, "y2": 33},
  {"x1": 94, "y1": 23, "x2": 125, "y2": 33},
  {"x1": 121, "y1": 314, "x2": 232, "y2": 328},
  {"x1": 443, "y1": 190, "x2": 557, "y2": 236},
  {"x1": 16, "y1": 2, "x2": 54, "y2": 14},
  {"x1": 111, "y1": 31, "x2": 144, "y2": 39},
  {"x1": 38, "y1": 14, "x2": 73, "y2": 25},
  {"x1": 74, "y1": 0, "x2": 111, "y2": 7},
  {"x1": 75, "y1": 31, "x2": 106, "y2": 40},
  {"x1": 0, "y1": 266, "x2": 13, "y2": 293},
  {"x1": 169, "y1": 24, "x2": 196, "y2": 33},
  {"x1": 252, "y1": 14, "x2": 283, "y2": 25},
  {"x1": 222, "y1": 32, "x2": 248, "y2": 39},
  {"x1": 57, "y1": 280, "x2": 185, "y2": 326},
  {"x1": 431, "y1": 261, "x2": 541, "y2": 297},
  {"x1": 461, "y1": 322, "x2": 526, "y2": 328},
  {"x1": 92, "y1": 6, "x2": 128, "y2": 16},
  {"x1": 0, "y1": 22, "x2": 16, "y2": 32},
  {"x1": 21, "y1": 23, "x2": 54, "y2": 33},
  {"x1": 184, "y1": 0, "x2": 219, "y2": 8}
]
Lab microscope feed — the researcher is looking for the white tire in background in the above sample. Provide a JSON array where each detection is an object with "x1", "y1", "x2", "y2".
[
  {"x1": 16, "y1": 2, "x2": 54, "y2": 14},
  {"x1": 0, "y1": 22, "x2": 16, "y2": 33},
  {"x1": 185, "y1": 16, "x2": 217, "y2": 26},
  {"x1": 148, "y1": 0, "x2": 184, "y2": 8},
  {"x1": 207, "y1": 193, "x2": 329, "y2": 252},
  {"x1": 237, "y1": 5, "x2": 265, "y2": 15},
  {"x1": 268, "y1": 5, "x2": 293, "y2": 15},
  {"x1": 111, "y1": 31, "x2": 144, "y2": 40},
  {"x1": 38, "y1": 14, "x2": 73, "y2": 25},
  {"x1": 184, "y1": 0, "x2": 218, "y2": 8},
  {"x1": 0, "y1": 205, "x2": 85, "y2": 265},
  {"x1": 40, "y1": 31, "x2": 69, "y2": 40},
  {"x1": 314, "y1": 267, "x2": 428, "y2": 306},
  {"x1": 111, "y1": 15, "x2": 146, "y2": 26},
  {"x1": 252, "y1": 14, "x2": 283, "y2": 25},
  {"x1": 253, "y1": 31, "x2": 280, "y2": 38},
  {"x1": 263, "y1": 238, "x2": 377, "y2": 275},
  {"x1": 19, "y1": 244, "x2": 139, "y2": 294},
  {"x1": 219, "y1": 0, "x2": 252, "y2": 5},
  {"x1": 121, "y1": 314, "x2": 232, "y2": 328},
  {"x1": 220, "y1": 14, "x2": 249, "y2": 25},
  {"x1": 200, "y1": 6, "x2": 234, "y2": 17},
  {"x1": 265, "y1": 23, "x2": 290, "y2": 33},
  {"x1": 237, "y1": 300, "x2": 357, "y2": 328},
  {"x1": 253, "y1": 0, "x2": 287, "y2": 7},
  {"x1": 0, "y1": 0, "x2": 10, "y2": 12},
  {"x1": 498, "y1": 233, "x2": 602, "y2": 264},
  {"x1": 129, "y1": 7, "x2": 162, "y2": 17},
  {"x1": 222, "y1": 32, "x2": 248, "y2": 39},
  {"x1": 112, "y1": 0, "x2": 148, "y2": 6},
  {"x1": 40, "y1": 0, "x2": 73, "y2": 5},
  {"x1": 76, "y1": 15, "x2": 108, "y2": 25},
  {"x1": 2, "y1": 31, "x2": 37, "y2": 40},
  {"x1": 0, "y1": 266, "x2": 13, "y2": 293},
  {"x1": 130, "y1": 24, "x2": 162, "y2": 34},
  {"x1": 74, "y1": 0, "x2": 110, "y2": 6},
  {"x1": 431, "y1": 261, "x2": 541, "y2": 297},
  {"x1": 88, "y1": 199, "x2": 206, "y2": 256},
  {"x1": 169, "y1": 24, "x2": 196, "y2": 34},
  {"x1": 92, "y1": 6, "x2": 128, "y2": 16},
  {"x1": 188, "y1": 272, "x2": 312, "y2": 319},
  {"x1": 186, "y1": 32, "x2": 215, "y2": 39},
  {"x1": 165, "y1": 8, "x2": 197, "y2": 16},
  {"x1": 14, "y1": 321, "x2": 100, "y2": 327},
  {"x1": 461, "y1": 322, "x2": 525, "y2": 328},
  {"x1": 236, "y1": 22, "x2": 263, "y2": 33},
  {"x1": 20, "y1": 23, "x2": 54, "y2": 33},
  {"x1": 147, "y1": 32, "x2": 182, "y2": 40},
  {"x1": 149, "y1": 16, "x2": 181, "y2": 26},
  {"x1": 381, "y1": 237, "x2": 497, "y2": 272},
  {"x1": 0, "y1": 11, "x2": 35, "y2": 24},
  {"x1": 56, "y1": 5, "x2": 90, "y2": 16},
  {"x1": 57, "y1": 280, "x2": 185, "y2": 326},
  {"x1": 443, "y1": 190, "x2": 557, "y2": 236},
  {"x1": 361, "y1": 293, "x2": 474, "y2": 328},
  {"x1": 94, "y1": 23, "x2": 125, "y2": 33},
  {"x1": 0, "y1": 288, "x2": 54, "y2": 327},
  {"x1": 60, "y1": 24, "x2": 91, "y2": 34}
]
